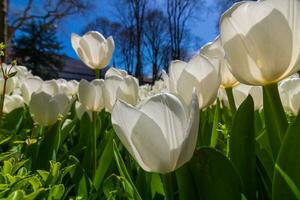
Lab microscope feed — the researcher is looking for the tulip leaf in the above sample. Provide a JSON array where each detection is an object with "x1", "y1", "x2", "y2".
[
  {"x1": 35, "y1": 122, "x2": 60, "y2": 170},
  {"x1": 263, "y1": 83, "x2": 288, "y2": 160},
  {"x1": 272, "y1": 113, "x2": 300, "y2": 200},
  {"x1": 190, "y1": 147, "x2": 242, "y2": 200},
  {"x1": 230, "y1": 95, "x2": 256, "y2": 199},
  {"x1": 94, "y1": 132, "x2": 114, "y2": 190},
  {"x1": 176, "y1": 164, "x2": 199, "y2": 200},
  {"x1": 113, "y1": 140, "x2": 142, "y2": 200}
]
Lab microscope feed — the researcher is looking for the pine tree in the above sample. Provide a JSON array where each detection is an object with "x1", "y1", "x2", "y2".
[{"x1": 12, "y1": 20, "x2": 64, "y2": 79}]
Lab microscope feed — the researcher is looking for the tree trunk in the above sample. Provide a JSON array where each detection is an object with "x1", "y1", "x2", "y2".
[{"x1": 0, "y1": 0, "x2": 8, "y2": 59}]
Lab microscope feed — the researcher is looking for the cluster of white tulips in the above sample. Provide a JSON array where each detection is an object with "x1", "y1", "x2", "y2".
[
  {"x1": 1, "y1": 0, "x2": 300, "y2": 198},
  {"x1": 1, "y1": 0, "x2": 300, "y2": 174}
]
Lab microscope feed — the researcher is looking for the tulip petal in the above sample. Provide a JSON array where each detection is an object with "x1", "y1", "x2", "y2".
[
  {"x1": 169, "y1": 60, "x2": 187, "y2": 93},
  {"x1": 78, "y1": 79, "x2": 96, "y2": 111},
  {"x1": 116, "y1": 76, "x2": 139, "y2": 106},
  {"x1": 138, "y1": 93, "x2": 188, "y2": 150},
  {"x1": 111, "y1": 100, "x2": 151, "y2": 171},
  {"x1": 176, "y1": 92, "x2": 199, "y2": 167},
  {"x1": 104, "y1": 75, "x2": 123, "y2": 112}
]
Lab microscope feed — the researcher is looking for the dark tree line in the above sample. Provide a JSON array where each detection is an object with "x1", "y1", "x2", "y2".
[{"x1": 84, "y1": 0, "x2": 201, "y2": 83}]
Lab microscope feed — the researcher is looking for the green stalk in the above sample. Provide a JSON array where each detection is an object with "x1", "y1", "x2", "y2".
[
  {"x1": 225, "y1": 87, "x2": 236, "y2": 114},
  {"x1": 0, "y1": 77, "x2": 8, "y2": 127},
  {"x1": 91, "y1": 112, "x2": 98, "y2": 177},
  {"x1": 95, "y1": 68, "x2": 100, "y2": 79},
  {"x1": 263, "y1": 83, "x2": 288, "y2": 159},
  {"x1": 162, "y1": 172, "x2": 175, "y2": 200}
]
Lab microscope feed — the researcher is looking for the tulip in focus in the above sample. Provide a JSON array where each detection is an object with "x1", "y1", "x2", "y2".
[
  {"x1": 112, "y1": 91, "x2": 199, "y2": 173},
  {"x1": 220, "y1": 0, "x2": 300, "y2": 85},
  {"x1": 164, "y1": 54, "x2": 220, "y2": 109},
  {"x1": 71, "y1": 31, "x2": 115, "y2": 70}
]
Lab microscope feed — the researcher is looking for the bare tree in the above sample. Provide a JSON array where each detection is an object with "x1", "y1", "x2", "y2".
[
  {"x1": 166, "y1": 0, "x2": 198, "y2": 60},
  {"x1": 7, "y1": 0, "x2": 91, "y2": 42},
  {"x1": 116, "y1": 0, "x2": 148, "y2": 82},
  {"x1": 144, "y1": 9, "x2": 170, "y2": 82}
]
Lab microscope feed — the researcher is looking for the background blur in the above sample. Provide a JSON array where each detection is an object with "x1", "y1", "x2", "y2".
[{"x1": 1, "y1": 0, "x2": 243, "y2": 82}]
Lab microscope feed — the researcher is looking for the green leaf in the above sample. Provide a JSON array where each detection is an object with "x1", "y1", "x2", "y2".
[
  {"x1": 273, "y1": 113, "x2": 300, "y2": 199},
  {"x1": 150, "y1": 174, "x2": 164, "y2": 198},
  {"x1": 190, "y1": 147, "x2": 242, "y2": 200},
  {"x1": 113, "y1": 140, "x2": 142, "y2": 200},
  {"x1": 48, "y1": 184, "x2": 65, "y2": 200},
  {"x1": 5, "y1": 190, "x2": 25, "y2": 200},
  {"x1": 176, "y1": 164, "x2": 199, "y2": 200},
  {"x1": 230, "y1": 95, "x2": 256, "y2": 199},
  {"x1": 35, "y1": 122, "x2": 60, "y2": 169},
  {"x1": 94, "y1": 133, "x2": 114, "y2": 190},
  {"x1": 263, "y1": 83, "x2": 288, "y2": 160}
]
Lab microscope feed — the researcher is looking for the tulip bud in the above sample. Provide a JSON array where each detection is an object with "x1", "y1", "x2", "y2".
[
  {"x1": 104, "y1": 68, "x2": 139, "y2": 112},
  {"x1": 71, "y1": 31, "x2": 115, "y2": 70},
  {"x1": 77, "y1": 79, "x2": 105, "y2": 112},
  {"x1": 164, "y1": 54, "x2": 220, "y2": 109}
]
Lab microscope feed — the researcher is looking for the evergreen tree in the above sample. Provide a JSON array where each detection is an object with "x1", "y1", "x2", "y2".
[{"x1": 12, "y1": 20, "x2": 64, "y2": 79}]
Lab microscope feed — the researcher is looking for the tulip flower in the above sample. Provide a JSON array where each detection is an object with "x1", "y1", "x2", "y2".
[
  {"x1": 112, "y1": 91, "x2": 199, "y2": 173},
  {"x1": 77, "y1": 79, "x2": 105, "y2": 112},
  {"x1": 39, "y1": 80, "x2": 60, "y2": 96},
  {"x1": 71, "y1": 31, "x2": 115, "y2": 70},
  {"x1": 220, "y1": 0, "x2": 300, "y2": 85},
  {"x1": 200, "y1": 37, "x2": 239, "y2": 88},
  {"x1": 75, "y1": 101, "x2": 92, "y2": 120},
  {"x1": 279, "y1": 78, "x2": 300, "y2": 115},
  {"x1": 21, "y1": 77, "x2": 42, "y2": 104},
  {"x1": 29, "y1": 92, "x2": 70, "y2": 126},
  {"x1": 104, "y1": 68, "x2": 139, "y2": 112},
  {"x1": 3, "y1": 95, "x2": 24, "y2": 113},
  {"x1": 164, "y1": 54, "x2": 220, "y2": 109}
]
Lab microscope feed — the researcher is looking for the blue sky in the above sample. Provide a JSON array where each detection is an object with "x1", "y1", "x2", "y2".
[{"x1": 9, "y1": 0, "x2": 221, "y2": 60}]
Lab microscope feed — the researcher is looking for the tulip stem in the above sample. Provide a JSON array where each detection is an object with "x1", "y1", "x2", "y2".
[
  {"x1": 225, "y1": 87, "x2": 236, "y2": 114},
  {"x1": 0, "y1": 74, "x2": 7, "y2": 127},
  {"x1": 91, "y1": 111, "x2": 98, "y2": 177},
  {"x1": 95, "y1": 69, "x2": 100, "y2": 79},
  {"x1": 162, "y1": 173, "x2": 176, "y2": 200}
]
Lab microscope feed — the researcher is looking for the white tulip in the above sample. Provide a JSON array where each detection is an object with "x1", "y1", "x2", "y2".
[
  {"x1": 71, "y1": 31, "x2": 115, "y2": 70},
  {"x1": 21, "y1": 77, "x2": 42, "y2": 104},
  {"x1": 279, "y1": 78, "x2": 300, "y2": 115},
  {"x1": 3, "y1": 95, "x2": 24, "y2": 113},
  {"x1": 200, "y1": 37, "x2": 239, "y2": 88},
  {"x1": 104, "y1": 68, "x2": 139, "y2": 112},
  {"x1": 39, "y1": 80, "x2": 60, "y2": 96},
  {"x1": 29, "y1": 92, "x2": 70, "y2": 126},
  {"x1": 75, "y1": 101, "x2": 92, "y2": 120},
  {"x1": 164, "y1": 54, "x2": 220, "y2": 109},
  {"x1": 112, "y1": 92, "x2": 199, "y2": 173},
  {"x1": 78, "y1": 79, "x2": 105, "y2": 112},
  {"x1": 220, "y1": 0, "x2": 300, "y2": 85},
  {"x1": 220, "y1": 84, "x2": 263, "y2": 110}
]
